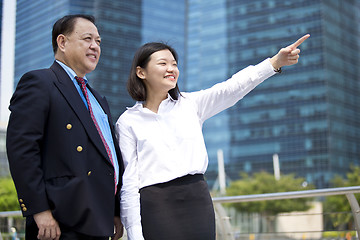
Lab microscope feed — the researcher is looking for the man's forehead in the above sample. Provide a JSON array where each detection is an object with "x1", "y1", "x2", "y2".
[
  {"x1": 72, "y1": 21, "x2": 100, "y2": 38},
  {"x1": 73, "y1": 18, "x2": 97, "y2": 30}
]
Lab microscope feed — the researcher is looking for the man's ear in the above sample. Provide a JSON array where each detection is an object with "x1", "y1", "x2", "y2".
[
  {"x1": 57, "y1": 34, "x2": 67, "y2": 52},
  {"x1": 136, "y1": 66, "x2": 146, "y2": 80}
]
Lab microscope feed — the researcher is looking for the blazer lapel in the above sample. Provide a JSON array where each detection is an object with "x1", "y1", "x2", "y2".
[{"x1": 50, "y1": 62, "x2": 112, "y2": 166}]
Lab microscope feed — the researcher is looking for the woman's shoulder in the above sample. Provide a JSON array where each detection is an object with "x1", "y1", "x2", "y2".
[{"x1": 117, "y1": 102, "x2": 143, "y2": 121}]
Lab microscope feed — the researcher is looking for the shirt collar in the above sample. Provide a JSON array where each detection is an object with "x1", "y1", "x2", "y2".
[
  {"x1": 127, "y1": 93, "x2": 177, "y2": 111},
  {"x1": 56, "y1": 60, "x2": 88, "y2": 84}
]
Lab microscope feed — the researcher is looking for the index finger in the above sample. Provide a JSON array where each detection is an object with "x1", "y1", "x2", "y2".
[{"x1": 289, "y1": 34, "x2": 310, "y2": 48}]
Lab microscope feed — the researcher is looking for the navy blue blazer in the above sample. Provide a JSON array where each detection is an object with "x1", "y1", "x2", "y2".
[{"x1": 6, "y1": 61, "x2": 124, "y2": 236}]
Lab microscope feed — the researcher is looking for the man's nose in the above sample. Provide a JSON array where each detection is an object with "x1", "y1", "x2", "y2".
[{"x1": 90, "y1": 40, "x2": 100, "y2": 49}]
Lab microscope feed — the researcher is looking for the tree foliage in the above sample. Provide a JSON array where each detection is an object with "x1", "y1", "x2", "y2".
[
  {"x1": 0, "y1": 177, "x2": 20, "y2": 211},
  {"x1": 226, "y1": 171, "x2": 314, "y2": 215},
  {"x1": 323, "y1": 166, "x2": 360, "y2": 229}
]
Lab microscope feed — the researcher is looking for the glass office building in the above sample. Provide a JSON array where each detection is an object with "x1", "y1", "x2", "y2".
[
  {"x1": 141, "y1": 1, "x2": 186, "y2": 84},
  {"x1": 14, "y1": 0, "x2": 142, "y2": 119},
  {"x1": 89, "y1": 1, "x2": 142, "y2": 118},
  {"x1": 187, "y1": 0, "x2": 360, "y2": 188},
  {"x1": 185, "y1": 0, "x2": 231, "y2": 186},
  {"x1": 14, "y1": 0, "x2": 186, "y2": 119},
  {"x1": 10, "y1": 0, "x2": 360, "y2": 188}
]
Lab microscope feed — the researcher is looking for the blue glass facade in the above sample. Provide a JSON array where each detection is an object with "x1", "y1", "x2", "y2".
[
  {"x1": 14, "y1": 0, "x2": 68, "y2": 85},
  {"x1": 90, "y1": 1, "x2": 142, "y2": 118},
  {"x1": 11, "y1": 0, "x2": 360, "y2": 188},
  {"x1": 141, "y1": 1, "x2": 186, "y2": 88},
  {"x1": 13, "y1": 0, "x2": 185, "y2": 120},
  {"x1": 186, "y1": 0, "x2": 230, "y2": 184},
  {"x1": 186, "y1": 0, "x2": 360, "y2": 188},
  {"x1": 14, "y1": 0, "x2": 142, "y2": 119}
]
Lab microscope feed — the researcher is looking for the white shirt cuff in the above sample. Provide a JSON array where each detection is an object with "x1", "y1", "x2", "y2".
[{"x1": 126, "y1": 224, "x2": 145, "y2": 240}]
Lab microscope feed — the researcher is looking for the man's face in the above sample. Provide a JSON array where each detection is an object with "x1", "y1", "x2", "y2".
[{"x1": 62, "y1": 18, "x2": 101, "y2": 77}]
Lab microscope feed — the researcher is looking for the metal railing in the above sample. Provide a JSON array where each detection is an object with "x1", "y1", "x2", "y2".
[
  {"x1": 212, "y1": 186, "x2": 360, "y2": 240},
  {"x1": 1, "y1": 186, "x2": 360, "y2": 239},
  {"x1": 0, "y1": 211, "x2": 21, "y2": 218}
]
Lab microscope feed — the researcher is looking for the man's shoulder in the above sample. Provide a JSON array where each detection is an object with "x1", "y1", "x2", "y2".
[
  {"x1": 19, "y1": 63, "x2": 61, "y2": 84},
  {"x1": 24, "y1": 68, "x2": 52, "y2": 78}
]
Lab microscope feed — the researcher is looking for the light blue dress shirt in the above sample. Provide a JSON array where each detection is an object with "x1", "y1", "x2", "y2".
[{"x1": 56, "y1": 60, "x2": 119, "y2": 187}]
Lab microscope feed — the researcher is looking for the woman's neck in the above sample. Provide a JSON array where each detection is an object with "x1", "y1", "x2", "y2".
[{"x1": 143, "y1": 93, "x2": 168, "y2": 113}]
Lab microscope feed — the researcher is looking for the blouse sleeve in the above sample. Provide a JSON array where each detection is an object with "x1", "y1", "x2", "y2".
[
  {"x1": 186, "y1": 58, "x2": 276, "y2": 122},
  {"x1": 115, "y1": 118, "x2": 145, "y2": 240}
]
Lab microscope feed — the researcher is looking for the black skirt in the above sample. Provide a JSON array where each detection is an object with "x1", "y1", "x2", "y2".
[{"x1": 140, "y1": 174, "x2": 216, "y2": 240}]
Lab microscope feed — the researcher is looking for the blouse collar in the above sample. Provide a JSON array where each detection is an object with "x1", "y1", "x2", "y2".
[{"x1": 127, "y1": 93, "x2": 178, "y2": 112}]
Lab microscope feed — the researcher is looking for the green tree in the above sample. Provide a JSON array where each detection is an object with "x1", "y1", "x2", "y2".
[
  {"x1": 0, "y1": 177, "x2": 20, "y2": 211},
  {"x1": 227, "y1": 171, "x2": 313, "y2": 214},
  {"x1": 226, "y1": 171, "x2": 314, "y2": 232},
  {"x1": 323, "y1": 166, "x2": 360, "y2": 230}
]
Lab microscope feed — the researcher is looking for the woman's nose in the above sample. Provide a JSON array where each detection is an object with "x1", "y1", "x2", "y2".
[{"x1": 167, "y1": 64, "x2": 176, "y2": 72}]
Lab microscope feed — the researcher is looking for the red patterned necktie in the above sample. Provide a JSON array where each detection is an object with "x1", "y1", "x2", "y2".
[{"x1": 75, "y1": 76, "x2": 117, "y2": 194}]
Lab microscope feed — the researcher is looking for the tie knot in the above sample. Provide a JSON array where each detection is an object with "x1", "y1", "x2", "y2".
[{"x1": 75, "y1": 76, "x2": 85, "y2": 85}]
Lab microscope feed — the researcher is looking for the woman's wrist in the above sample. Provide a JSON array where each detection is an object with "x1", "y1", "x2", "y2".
[{"x1": 269, "y1": 56, "x2": 282, "y2": 70}]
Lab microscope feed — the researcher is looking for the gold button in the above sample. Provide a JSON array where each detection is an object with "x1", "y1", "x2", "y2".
[
  {"x1": 77, "y1": 146, "x2": 83, "y2": 152},
  {"x1": 66, "y1": 124, "x2": 72, "y2": 130},
  {"x1": 21, "y1": 204, "x2": 25, "y2": 207},
  {"x1": 19, "y1": 199, "x2": 23, "y2": 203},
  {"x1": 22, "y1": 207, "x2": 27, "y2": 212},
  {"x1": 87, "y1": 171, "x2": 92, "y2": 176}
]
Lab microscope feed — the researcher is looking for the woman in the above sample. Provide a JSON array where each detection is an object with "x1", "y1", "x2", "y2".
[{"x1": 116, "y1": 34, "x2": 310, "y2": 240}]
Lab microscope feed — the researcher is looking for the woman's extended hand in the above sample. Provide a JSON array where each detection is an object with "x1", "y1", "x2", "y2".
[{"x1": 270, "y1": 34, "x2": 310, "y2": 70}]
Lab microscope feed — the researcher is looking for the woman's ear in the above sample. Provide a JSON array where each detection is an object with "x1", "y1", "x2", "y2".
[{"x1": 136, "y1": 66, "x2": 146, "y2": 80}]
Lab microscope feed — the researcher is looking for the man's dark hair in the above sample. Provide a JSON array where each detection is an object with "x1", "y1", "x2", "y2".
[
  {"x1": 127, "y1": 42, "x2": 181, "y2": 101},
  {"x1": 52, "y1": 14, "x2": 96, "y2": 54}
]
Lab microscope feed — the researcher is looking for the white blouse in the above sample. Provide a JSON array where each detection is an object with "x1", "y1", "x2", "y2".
[{"x1": 115, "y1": 59, "x2": 276, "y2": 240}]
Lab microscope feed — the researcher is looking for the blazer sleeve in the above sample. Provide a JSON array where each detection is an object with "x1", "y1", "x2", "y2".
[{"x1": 6, "y1": 70, "x2": 52, "y2": 216}]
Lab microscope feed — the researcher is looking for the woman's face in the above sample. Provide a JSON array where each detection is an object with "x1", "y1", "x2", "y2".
[{"x1": 137, "y1": 49, "x2": 179, "y2": 97}]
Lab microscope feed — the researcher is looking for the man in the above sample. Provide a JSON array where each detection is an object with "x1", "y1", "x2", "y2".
[{"x1": 6, "y1": 14, "x2": 124, "y2": 240}]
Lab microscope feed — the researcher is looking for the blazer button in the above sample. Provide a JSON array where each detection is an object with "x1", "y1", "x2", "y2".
[
  {"x1": 66, "y1": 124, "x2": 72, "y2": 130},
  {"x1": 19, "y1": 199, "x2": 23, "y2": 203},
  {"x1": 22, "y1": 207, "x2": 27, "y2": 212},
  {"x1": 87, "y1": 171, "x2": 92, "y2": 176},
  {"x1": 77, "y1": 146, "x2": 83, "y2": 152},
  {"x1": 21, "y1": 204, "x2": 25, "y2": 207}
]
